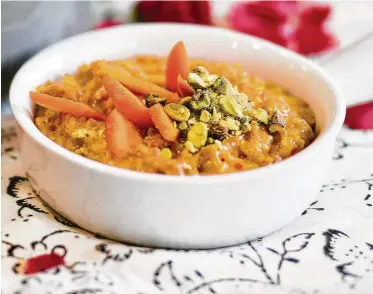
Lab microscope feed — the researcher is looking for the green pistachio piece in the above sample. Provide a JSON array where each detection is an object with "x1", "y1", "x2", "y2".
[
  {"x1": 212, "y1": 77, "x2": 233, "y2": 95},
  {"x1": 180, "y1": 96, "x2": 193, "y2": 105},
  {"x1": 185, "y1": 141, "x2": 198, "y2": 153},
  {"x1": 178, "y1": 121, "x2": 188, "y2": 131},
  {"x1": 188, "y1": 117, "x2": 197, "y2": 125},
  {"x1": 192, "y1": 66, "x2": 209, "y2": 78},
  {"x1": 190, "y1": 95, "x2": 210, "y2": 111},
  {"x1": 235, "y1": 93, "x2": 250, "y2": 109},
  {"x1": 160, "y1": 148, "x2": 172, "y2": 159},
  {"x1": 219, "y1": 95, "x2": 243, "y2": 117},
  {"x1": 206, "y1": 74, "x2": 218, "y2": 84},
  {"x1": 241, "y1": 124, "x2": 252, "y2": 133},
  {"x1": 145, "y1": 93, "x2": 167, "y2": 107},
  {"x1": 188, "y1": 72, "x2": 206, "y2": 89},
  {"x1": 221, "y1": 117, "x2": 240, "y2": 131},
  {"x1": 207, "y1": 137, "x2": 214, "y2": 144},
  {"x1": 208, "y1": 121, "x2": 229, "y2": 140},
  {"x1": 164, "y1": 103, "x2": 191, "y2": 121},
  {"x1": 211, "y1": 106, "x2": 221, "y2": 121},
  {"x1": 270, "y1": 110, "x2": 286, "y2": 127},
  {"x1": 246, "y1": 108, "x2": 269, "y2": 124},
  {"x1": 239, "y1": 116, "x2": 252, "y2": 125},
  {"x1": 200, "y1": 110, "x2": 212, "y2": 122},
  {"x1": 187, "y1": 122, "x2": 208, "y2": 148}
]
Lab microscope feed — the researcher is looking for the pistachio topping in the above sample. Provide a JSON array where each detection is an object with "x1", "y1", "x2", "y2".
[
  {"x1": 200, "y1": 110, "x2": 212, "y2": 122},
  {"x1": 178, "y1": 121, "x2": 188, "y2": 131},
  {"x1": 221, "y1": 117, "x2": 240, "y2": 131},
  {"x1": 208, "y1": 121, "x2": 229, "y2": 140},
  {"x1": 164, "y1": 103, "x2": 191, "y2": 121},
  {"x1": 219, "y1": 95, "x2": 243, "y2": 117},
  {"x1": 211, "y1": 106, "x2": 221, "y2": 121},
  {"x1": 270, "y1": 110, "x2": 286, "y2": 127},
  {"x1": 160, "y1": 148, "x2": 172, "y2": 159},
  {"x1": 185, "y1": 141, "x2": 198, "y2": 153},
  {"x1": 234, "y1": 93, "x2": 250, "y2": 109},
  {"x1": 145, "y1": 93, "x2": 167, "y2": 107},
  {"x1": 187, "y1": 122, "x2": 208, "y2": 148},
  {"x1": 180, "y1": 96, "x2": 193, "y2": 105},
  {"x1": 268, "y1": 110, "x2": 286, "y2": 133},
  {"x1": 188, "y1": 72, "x2": 206, "y2": 89},
  {"x1": 157, "y1": 65, "x2": 280, "y2": 151},
  {"x1": 246, "y1": 108, "x2": 269, "y2": 124},
  {"x1": 212, "y1": 77, "x2": 233, "y2": 95},
  {"x1": 192, "y1": 66, "x2": 209, "y2": 79},
  {"x1": 188, "y1": 117, "x2": 197, "y2": 125},
  {"x1": 190, "y1": 93, "x2": 210, "y2": 110},
  {"x1": 206, "y1": 74, "x2": 218, "y2": 84}
]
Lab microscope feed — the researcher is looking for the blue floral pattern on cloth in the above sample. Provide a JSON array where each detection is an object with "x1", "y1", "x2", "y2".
[{"x1": 2, "y1": 118, "x2": 373, "y2": 294}]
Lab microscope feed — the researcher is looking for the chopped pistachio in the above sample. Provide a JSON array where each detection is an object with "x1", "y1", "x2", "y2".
[
  {"x1": 221, "y1": 117, "x2": 240, "y2": 131},
  {"x1": 164, "y1": 103, "x2": 190, "y2": 121},
  {"x1": 190, "y1": 94, "x2": 210, "y2": 110},
  {"x1": 192, "y1": 66, "x2": 209, "y2": 78},
  {"x1": 235, "y1": 93, "x2": 250, "y2": 109},
  {"x1": 188, "y1": 117, "x2": 197, "y2": 125},
  {"x1": 206, "y1": 74, "x2": 218, "y2": 84},
  {"x1": 185, "y1": 141, "x2": 198, "y2": 153},
  {"x1": 145, "y1": 93, "x2": 167, "y2": 107},
  {"x1": 214, "y1": 140, "x2": 223, "y2": 150},
  {"x1": 188, "y1": 72, "x2": 206, "y2": 89},
  {"x1": 180, "y1": 96, "x2": 193, "y2": 105},
  {"x1": 178, "y1": 121, "x2": 188, "y2": 131},
  {"x1": 200, "y1": 110, "x2": 212, "y2": 122},
  {"x1": 209, "y1": 121, "x2": 229, "y2": 140},
  {"x1": 239, "y1": 116, "x2": 252, "y2": 125},
  {"x1": 270, "y1": 110, "x2": 286, "y2": 127},
  {"x1": 160, "y1": 148, "x2": 172, "y2": 159},
  {"x1": 241, "y1": 124, "x2": 252, "y2": 133},
  {"x1": 246, "y1": 108, "x2": 269, "y2": 124},
  {"x1": 219, "y1": 95, "x2": 243, "y2": 117},
  {"x1": 212, "y1": 77, "x2": 233, "y2": 95},
  {"x1": 211, "y1": 106, "x2": 221, "y2": 121},
  {"x1": 207, "y1": 137, "x2": 214, "y2": 144},
  {"x1": 187, "y1": 122, "x2": 208, "y2": 148}
]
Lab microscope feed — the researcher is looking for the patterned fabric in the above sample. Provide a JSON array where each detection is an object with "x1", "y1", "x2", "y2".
[{"x1": 1, "y1": 117, "x2": 373, "y2": 294}]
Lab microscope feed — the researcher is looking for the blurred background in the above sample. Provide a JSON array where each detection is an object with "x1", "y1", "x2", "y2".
[{"x1": 2, "y1": 0, "x2": 373, "y2": 120}]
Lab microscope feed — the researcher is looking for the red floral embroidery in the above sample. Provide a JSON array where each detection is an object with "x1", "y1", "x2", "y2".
[
  {"x1": 23, "y1": 253, "x2": 65, "y2": 275},
  {"x1": 135, "y1": 0, "x2": 213, "y2": 25}
]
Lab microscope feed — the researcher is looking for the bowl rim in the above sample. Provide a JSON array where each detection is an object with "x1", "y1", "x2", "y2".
[{"x1": 10, "y1": 23, "x2": 346, "y2": 184}]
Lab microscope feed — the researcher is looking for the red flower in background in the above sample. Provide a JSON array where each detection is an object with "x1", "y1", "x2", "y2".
[
  {"x1": 93, "y1": 19, "x2": 124, "y2": 30},
  {"x1": 228, "y1": 1, "x2": 293, "y2": 47},
  {"x1": 136, "y1": 0, "x2": 213, "y2": 25},
  {"x1": 294, "y1": 5, "x2": 337, "y2": 55},
  {"x1": 228, "y1": 1, "x2": 337, "y2": 56}
]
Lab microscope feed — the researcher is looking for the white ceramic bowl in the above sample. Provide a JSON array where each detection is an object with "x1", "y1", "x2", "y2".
[{"x1": 10, "y1": 24, "x2": 345, "y2": 249}]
